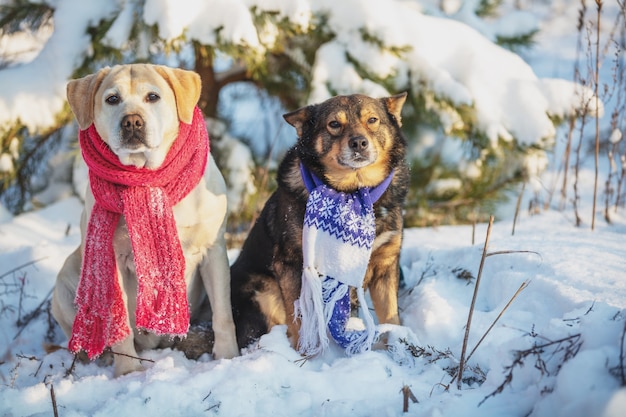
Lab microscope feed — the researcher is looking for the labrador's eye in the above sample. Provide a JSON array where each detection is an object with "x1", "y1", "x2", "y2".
[
  {"x1": 328, "y1": 120, "x2": 341, "y2": 129},
  {"x1": 146, "y1": 93, "x2": 160, "y2": 103},
  {"x1": 105, "y1": 95, "x2": 120, "y2": 105}
]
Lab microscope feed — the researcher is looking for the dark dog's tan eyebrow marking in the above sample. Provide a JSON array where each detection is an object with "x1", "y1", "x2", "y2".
[{"x1": 328, "y1": 111, "x2": 347, "y2": 125}]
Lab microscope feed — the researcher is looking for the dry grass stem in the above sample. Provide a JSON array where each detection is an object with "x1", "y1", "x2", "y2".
[
  {"x1": 110, "y1": 350, "x2": 155, "y2": 364},
  {"x1": 619, "y1": 321, "x2": 626, "y2": 387},
  {"x1": 486, "y1": 250, "x2": 542, "y2": 259},
  {"x1": 478, "y1": 333, "x2": 583, "y2": 406},
  {"x1": 0, "y1": 257, "x2": 48, "y2": 280},
  {"x1": 512, "y1": 182, "x2": 525, "y2": 236},
  {"x1": 591, "y1": 0, "x2": 603, "y2": 230},
  {"x1": 13, "y1": 287, "x2": 53, "y2": 340},
  {"x1": 65, "y1": 354, "x2": 78, "y2": 377},
  {"x1": 465, "y1": 281, "x2": 529, "y2": 364},
  {"x1": 401, "y1": 385, "x2": 418, "y2": 412},
  {"x1": 559, "y1": 118, "x2": 576, "y2": 210},
  {"x1": 50, "y1": 382, "x2": 59, "y2": 417},
  {"x1": 457, "y1": 215, "x2": 494, "y2": 390}
]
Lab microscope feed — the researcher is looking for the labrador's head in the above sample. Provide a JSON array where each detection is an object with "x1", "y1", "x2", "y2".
[{"x1": 67, "y1": 64, "x2": 201, "y2": 169}]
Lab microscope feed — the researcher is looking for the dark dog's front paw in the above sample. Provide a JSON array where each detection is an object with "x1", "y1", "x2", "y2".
[{"x1": 173, "y1": 324, "x2": 215, "y2": 360}]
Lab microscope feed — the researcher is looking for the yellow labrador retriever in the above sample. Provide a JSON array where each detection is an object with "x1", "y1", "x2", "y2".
[{"x1": 51, "y1": 64, "x2": 239, "y2": 376}]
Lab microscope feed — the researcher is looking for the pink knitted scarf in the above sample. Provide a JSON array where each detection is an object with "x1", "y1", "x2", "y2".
[{"x1": 69, "y1": 106, "x2": 209, "y2": 359}]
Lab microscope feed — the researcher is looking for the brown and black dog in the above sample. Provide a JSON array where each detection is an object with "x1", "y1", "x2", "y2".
[{"x1": 230, "y1": 92, "x2": 410, "y2": 351}]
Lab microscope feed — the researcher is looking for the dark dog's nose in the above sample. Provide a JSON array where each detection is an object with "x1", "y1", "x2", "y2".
[
  {"x1": 349, "y1": 136, "x2": 369, "y2": 151},
  {"x1": 121, "y1": 114, "x2": 144, "y2": 132}
]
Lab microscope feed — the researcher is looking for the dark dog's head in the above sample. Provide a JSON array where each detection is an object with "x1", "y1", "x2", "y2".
[{"x1": 283, "y1": 93, "x2": 407, "y2": 192}]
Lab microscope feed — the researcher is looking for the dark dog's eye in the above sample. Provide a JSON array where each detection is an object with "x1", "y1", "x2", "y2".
[
  {"x1": 146, "y1": 93, "x2": 160, "y2": 103},
  {"x1": 328, "y1": 120, "x2": 341, "y2": 129},
  {"x1": 105, "y1": 95, "x2": 120, "y2": 105},
  {"x1": 367, "y1": 117, "x2": 378, "y2": 124}
]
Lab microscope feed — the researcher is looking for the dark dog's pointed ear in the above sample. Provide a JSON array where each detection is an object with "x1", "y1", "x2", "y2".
[
  {"x1": 283, "y1": 106, "x2": 311, "y2": 138},
  {"x1": 384, "y1": 92, "x2": 408, "y2": 127}
]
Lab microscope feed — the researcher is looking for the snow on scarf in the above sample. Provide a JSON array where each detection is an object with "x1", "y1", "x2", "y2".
[
  {"x1": 296, "y1": 163, "x2": 394, "y2": 356},
  {"x1": 69, "y1": 106, "x2": 209, "y2": 359}
]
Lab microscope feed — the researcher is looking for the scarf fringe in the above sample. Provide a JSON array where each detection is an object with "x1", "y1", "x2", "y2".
[
  {"x1": 344, "y1": 287, "x2": 377, "y2": 355},
  {"x1": 69, "y1": 205, "x2": 130, "y2": 359},
  {"x1": 322, "y1": 277, "x2": 349, "y2": 324},
  {"x1": 296, "y1": 272, "x2": 377, "y2": 356},
  {"x1": 295, "y1": 267, "x2": 328, "y2": 356},
  {"x1": 323, "y1": 278, "x2": 376, "y2": 355}
]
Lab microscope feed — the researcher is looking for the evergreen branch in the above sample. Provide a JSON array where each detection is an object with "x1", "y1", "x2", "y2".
[{"x1": 0, "y1": 1, "x2": 54, "y2": 35}]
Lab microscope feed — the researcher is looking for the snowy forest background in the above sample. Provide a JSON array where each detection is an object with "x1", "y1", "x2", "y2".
[
  {"x1": 1, "y1": 1, "x2": 626, "y2": 417},
  {"x1": 0, "y1": 0, "x2": 624, "y2": 231}
]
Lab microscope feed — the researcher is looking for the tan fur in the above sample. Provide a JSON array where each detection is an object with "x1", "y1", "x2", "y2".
[
  {"x1": 52, "y1": 64, "x2": 239, "y2": 377},
  {"x1": 318, "y1": 101, "x2": 393, "y2": 190},
  {"x1": 366, "y1": 232, "x2": 403, "y2": 325},
  {"x1": 253, "y1": 290, "x2": 287, "y2": 329}
]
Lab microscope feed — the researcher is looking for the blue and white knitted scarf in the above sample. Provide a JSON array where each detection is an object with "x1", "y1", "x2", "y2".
[{"x1": 296, "y1": 163, "x2": 394, "y2": 356}]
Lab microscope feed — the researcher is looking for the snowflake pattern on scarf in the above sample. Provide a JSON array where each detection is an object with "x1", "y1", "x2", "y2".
[
  {"x1": 296, "y1": 163, "x2": 394, "y2": 356},
  {"x1": 304, "y1": 188, "x2": 377, "y2": 249}
]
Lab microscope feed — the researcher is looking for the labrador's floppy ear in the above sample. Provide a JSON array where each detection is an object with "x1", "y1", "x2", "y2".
[
  {"x1": 66, "y1": 67, "x2": 111, "y2": 130},
  {"x1": 153, "y1": 65, "x2": 202, "y2": 124}
]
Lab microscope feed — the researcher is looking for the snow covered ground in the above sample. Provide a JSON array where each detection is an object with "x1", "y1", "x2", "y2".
[
  {"x1": 1, "y1": 175, "x2": 625, "y2": 417},
  {"x1": 1, "y1": 1, "x2": 626, "y2": 416}
]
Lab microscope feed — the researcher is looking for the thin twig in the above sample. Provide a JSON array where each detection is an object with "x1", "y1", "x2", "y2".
[
  {"x1": 512, "y1": 182, "x2": 525, "y2": 236},
  {"x1": 109, "y1": 350, "x2": 155, "y2": 364},
  {"x1": 619, "y1": 321, "x2": 626, "y2": 387},
  {"x1": 13, "y1": 287, "x2": 54, "y2": 340},
  {"x1": 486, "y1": 250, "x2": 542, "y2": 260},
  {"x1": 401, "y1": 385, "x2": 418, "y2": 413},
  {"x1": 465, "y1": 281, "x2": 529, "y2": 363},
  {"x1": 457, "y1": 215, "x2": 494, "y2": 390},
  {"x1": 50, "y1": 383, "x2": 59, "y2": 417},
  {"x1": 558, "y1": 117, "x2": 576, "y2": 211},
  {"x1": 478, "y1": 334, "x2": 582, "y2": 406},
  {"x1": 471, "y1": 218, "x2": 476, "y2": 245},
  {"x1": 0, "y1": 257, "x2": 48, "y2": 280},
  {"x1": 450, "y1": 280, "x2": 530, "y2": 385},
  {"x1": 65, "y1": 354, "x2": 78, "y2": 377},
  {"x1": 592, "y1": 0, "x2": 603, "y2": 230}
]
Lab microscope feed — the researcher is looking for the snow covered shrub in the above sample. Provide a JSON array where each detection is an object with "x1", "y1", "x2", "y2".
[{"x1": 0, "y1": 0, "x2": 606, "y2": 226}]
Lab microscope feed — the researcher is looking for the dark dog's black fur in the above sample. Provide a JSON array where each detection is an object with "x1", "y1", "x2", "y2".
[{"x1": 231, "y1": 93, "x2": 410, "y2": 350}]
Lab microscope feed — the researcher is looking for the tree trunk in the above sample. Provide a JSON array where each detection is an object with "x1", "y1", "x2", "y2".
[
  {"x1": 193, "y1": 42, "x2": 219, "y2": 118},
  {"x1": 193, "y1": 42, "x2": 253, "y2": 118}
]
